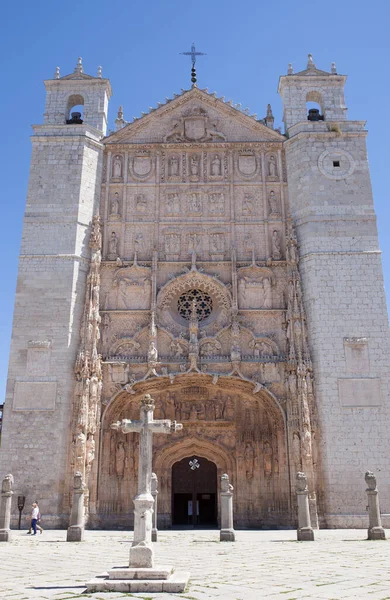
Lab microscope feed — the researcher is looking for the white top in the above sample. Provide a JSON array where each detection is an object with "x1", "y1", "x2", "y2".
[{"x1": 31, "y1": 506, "x2": 39, "y2": 519}]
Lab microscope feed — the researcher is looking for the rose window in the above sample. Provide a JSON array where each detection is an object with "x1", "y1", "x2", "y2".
[{"x1": 177, "y1": 289, "x2": 213, "y2": 322}]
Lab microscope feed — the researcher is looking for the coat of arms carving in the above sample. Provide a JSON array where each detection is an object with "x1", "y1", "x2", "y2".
[{"x1": 164, "y1": 106, "x2": 226, "y2": 143}]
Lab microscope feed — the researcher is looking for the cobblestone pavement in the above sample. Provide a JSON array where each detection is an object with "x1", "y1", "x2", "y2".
[{"x1": 0, "y1": 529, "x2": 389, "y2": 600}]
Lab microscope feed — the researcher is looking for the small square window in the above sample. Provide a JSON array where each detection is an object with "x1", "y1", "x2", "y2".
[{"x1": 333, "y1": 160, "x2": 340, "y2": 168}]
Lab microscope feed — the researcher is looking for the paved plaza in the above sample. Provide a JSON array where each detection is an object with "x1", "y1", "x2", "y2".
[{"x1": 0, "y1": 529, "x2": 389, "y2": 599}]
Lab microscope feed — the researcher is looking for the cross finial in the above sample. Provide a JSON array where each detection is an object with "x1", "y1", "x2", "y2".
[{"x1": 180, "y1": 42, "x2": 206, "y2": 88}]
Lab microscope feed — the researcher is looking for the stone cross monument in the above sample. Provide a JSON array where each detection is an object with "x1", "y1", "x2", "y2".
[
  {"x1": 365, "y1": 471, "x2": 386, "y2": 540},
  {"x1": 296, "y1": 472, "x2": 314, "y2": 541},
  {"x1": 87, "y1": 394, "x2": 189, "y2": 593},
  {"x1": 111, "y1": 394, "x2": 183, "y2": 568},
  {"x1": 151, "y1": 472, "x2": 158, "y2": 542},
  {"x1": 220, "y1": 473, "x2": 235, "y2": 541},
  {"x1": 67, "y1": 472, "x2": 86, "y2": 542},
  {"x1": 0, "y1": 474, "x2": 14, "y2": 542}
]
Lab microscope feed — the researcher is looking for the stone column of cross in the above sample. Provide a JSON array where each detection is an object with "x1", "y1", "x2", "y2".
[{"x1": 111, "y1": 394, "x2": 183, "y2": 568}]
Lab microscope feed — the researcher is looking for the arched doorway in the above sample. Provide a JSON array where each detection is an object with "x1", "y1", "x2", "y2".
[{"x1": 172, "y1": 456, "x2": 217, "y2": 527}]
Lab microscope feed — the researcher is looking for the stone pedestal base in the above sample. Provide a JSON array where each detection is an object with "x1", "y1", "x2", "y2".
[
  {"x1": 86, "y1": 565, "x2": 190, "y2": 593},
  {"x1": 297, "y1": 527, "x2": 314, "y2": 541},
  {"x1": 0, "y1": 529, "x2": 10, "y2": 542},
  {"x1": 220, "y1": 529, "x2": 235, "y2": 542},
  {"x1": 368, "y1": 526, "x2": 386, "y2": 540},
  {"x1": 130, "y1": 543, "x2": 154, "y2": 568},
  {"x1": 66, "y1": 526, "x2": 84, "y2": 542}
]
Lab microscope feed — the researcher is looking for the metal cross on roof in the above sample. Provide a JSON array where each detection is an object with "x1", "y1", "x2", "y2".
[
  {"x1": 180, "y1": 43, "x2": 206, "y2": 66},
  {"x1": 180, "y1": 43, "x2": 206, "y2": 87}
]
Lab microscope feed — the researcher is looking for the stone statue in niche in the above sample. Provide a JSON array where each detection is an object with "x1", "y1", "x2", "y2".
[
  {"x1": 108, "y1": 232, "x2": 118, "y2": 258},
  {"x1": 112, "y1": 155, "x2": 122, "y2": 178},
  {"x1": 242, "y1": 194, "x2": 254, "y2": 215},
  {"x1": 263, "y1": 277, "x2": 272, "y2": 308},
  {"x1": 209, "y1": 193, "x2": 224, "y2": 214},
  {"x1": 168, "y1": 155, "x2": 180, "y2": 177},
  {"x1": 165, "y1": 233, "x2": 181, "y2": 254},
  {"x1": 210, "y1": 233, "x2": 224, "y2": 253},
  {"x1": 301, "y1": 424, "x2": 312, "y2": 459},
  {"x1": 271, "y1": 230, "x2": 282, "y2": 260},
  {"x1": 223, "y1": 396, "x2": 235, "y2": 420},
  {"x1": 166, "y1": 193, "x2": 180, "y2": 214},
  {"x1": 148, "y1": 341, "x2": 158, "y2": 363},
  {"x1": 211, "y1": 154, "x2": 222, "y2": 176},
  {"x1": 190, "y1": 155, "x2": 200, "y2": 177},
  {"x1": 85, "y1": 433, "x2": 95, "y2": 476},
  {"x1": 268, "y1": 191, "x2": 279, "y2": 215},
  {"x1": 293, "y1": 431, "x2": 301, "y2": 470},
  {"x1": 188, "y1": 233, "x2": 201, "y2": 253},
  {"x1": 110, "y1": 192, "x2": 120, "y2": 216},
  {"x1": 115, "y1": 441, "x2": 126, "y2": 479},
  {"x1": 244, "y1": 234, "x2": 254, "y2": 255},
  {"x1": 113, "y1": 266, "x2": 152, "y2": 310},
  {"x1": 134, "y1": 234, "x2": 143, "y2": 254},
  {"x1": 268, "y1": 155, "x2": 277, "y2": 178},
  {"x1": 187, "y1": 192, "x2": 202, "y2": 213},
  {"x1": 244, "y1": 442, "x2": 255, "y2": 480},
  {"x1": 136, "y1": 194, "x2": 147, "y2": 212}
]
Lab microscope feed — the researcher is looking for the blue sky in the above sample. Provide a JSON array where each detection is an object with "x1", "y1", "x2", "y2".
[{"x1": 0, "y1": 0, "x2": 389, "y2": 399}]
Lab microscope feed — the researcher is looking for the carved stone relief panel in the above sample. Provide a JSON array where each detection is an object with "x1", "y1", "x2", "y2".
[
  {"x1": 235, "y1": 224, "x2": 267, "y2": 261},
  {"x1": 270, "y1": 228, "x2": 283, "y2": 261},
  {"x1": 104, "y1": 265, "x2": 152, "y2": 310},
  {"x1": 167, "y1": 154, "x2": 181, "y2": 180},
  {"x1": 164, "y1": 190, "x2": 181, "y2": 216},
  {"x1": 267, "y1": 189, "x2": 281, "y2": 217},
  {"x1": 186, "y1": 190, "x2": 203, "y2": 215},
  {"x1": 235, "y1": 187, "x2": 261, "y2": 218},
  {"x1": 207, "y1": 190, "x2": 226, "y2": 216},
  {"x1": 128, "y1": 151, "x2": 155, "y2": 182},
  {"x1": 188, "y1": 154, "x2": 201, "y2": 182},
  {"x1": 163, "y1": 230, "x2": 181, "y2": 259},
  {"x1": 209, "y1": 230, "x2": 227, "y2": 260},
  {"x1": 123, "y1": 224, "x2": 153, "y2": 260},
  {"x1": 163, "y1": 106, "x2": 226, "y2": 143},
  {"x1": 237, "y1": 266, "x2": 275, "y2": 309},
  {"x1": 208, "y1": 153, "x2": 223, "y2": 179}
]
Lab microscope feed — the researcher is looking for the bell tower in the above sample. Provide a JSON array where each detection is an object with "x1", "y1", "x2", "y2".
[
  {"x1": 0, "y1": 59, "x2": 111, "y2": 525},
  {"x1": 279, "y1": 56, "x2": 390, "y2": 526}
]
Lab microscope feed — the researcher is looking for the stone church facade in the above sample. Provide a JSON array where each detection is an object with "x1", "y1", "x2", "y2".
[{"x1": 1, "y1": 56, "x2": 389, "y2": 529}]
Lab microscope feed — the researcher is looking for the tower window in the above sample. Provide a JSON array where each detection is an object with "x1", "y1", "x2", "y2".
[{"x1": 333, "y1": 161, "x2": 340, "y2": 168}]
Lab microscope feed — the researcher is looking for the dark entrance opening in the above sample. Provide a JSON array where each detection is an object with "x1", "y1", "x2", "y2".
[{"x1": 172, "y1": 456, "x2": 217, "y2": 527}]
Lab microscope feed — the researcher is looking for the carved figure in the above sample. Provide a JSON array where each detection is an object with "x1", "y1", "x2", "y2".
[
  {"x1": 109, "y1": 232, "x2": 118, "y2": 256},
  {"x1": 1, "y1": 474, "x2": 13, "y2": 493},
  {"x1": 188, "y1": 193, "x2": 201, "y2": 213},
  {"x1": 136, "y1": 194, "x2": 147, "y2": 211},
  {"x1": 134, "y1": 234, "x2": 143, "y2": 253},
  {"x1": 75, "y1": 431, "x2": 86, "y2": 472},
  {"x1": 209, "y1": 193, "x2": 224, "y2": 214},
  {"x1": 170, "y1": 339, "x2": 185, "y2": 358},
  {"x1": 244, "y1": 442, "x2": 255, "y2": 480},
  {"x1": 251, "y1": 340, "x2": 270, "y2": 358},
  {"x1": 263, "y1": 441, "x2": 273, "y2": 477},
  {"x1": 190, "y1": 155, "x2": 200, "y2": 176},
  {"x1": 110, "y1": 193, "x2": 120, "y2": 215},
  {"x1": 188, "y1": 233, "x2": 201, "y2": 253},
  {"x1": 113, "y1": 155, "x2": 122, "y2": 178},
  {"x1": 211, "y1": 154, "x2": 222, "y2": 176},
  {"x1": 168, "y1": 155, "x2": 179, "y2": 176},
  {"x1": 165, "y1": 233, "x2": 181, "y2": 254},
  {"x1": 365, "y1": 471, "x2": 377, "y2": 491},
  {"x1": 211, "y1": 233, "x2": 224, "y2": 252},
  {"x1": 223, "y1": 396, "x2": 235, "y2": 420},
  {"x1": 296, "y1": 471, "x2": 308, "y2": 492},
  {"x1": 148, "y1": 341, "x2": 158, "y2": 363},
  {"x1": 167, "y1": 193, "x2": 180, "y2": 214},
  {"x1": 268, "y1": 191, "x2": 279, "y2": 214},
  {"x1": 293, "y1": 432, "x2": 301, "y2": 469},
  {"x1": 271, "y1": 230, "x2": 282, "y2": 260},
  {"x1": 116, "y1": 441, "x2": 126, "y2": 479},
  {"x1": 242, "y1": 194, "x2": 254, "y2": 215},
  {"x1": 263, "y1": 278, "x2": 272, "y2": 308},
  {"x1": 268, "y1": 155, "x2": 277, "y2": 177},
  {"x1": 301, "y1": 424, "x2": 312, "y2": 458},
  {"x1": 244, "y1": 234, "x2": 254, "y2": 254},
  {"x1": 221, "y1": 473, "x2": 234, "y2": 493}
]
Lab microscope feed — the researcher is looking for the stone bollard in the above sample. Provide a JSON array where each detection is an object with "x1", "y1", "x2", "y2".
[
  {"x1": 220, "y1": 473, "x2": 235, "y2": 541},
  {"x1": 0, "y1": 474, "x2": 14, "y2": 542},
  {"x1": 296, "y1": 472, "x2": 314, "y2": 541},
  {"x1": 67, "y1": 472, "x2": 85, "y2": 542},
  {"x1": 365, "y1": 471, "x2": 386, "y2": 540},
  {"x1": 151, "y1": 472, "x2": 158, "y2": 542}
]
